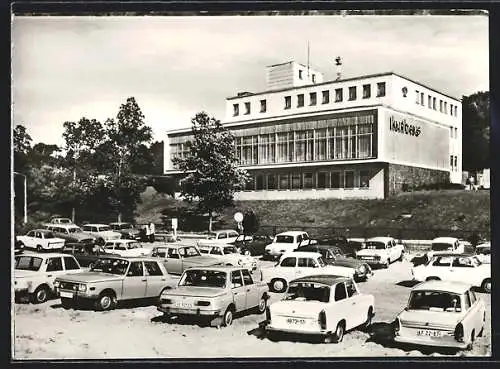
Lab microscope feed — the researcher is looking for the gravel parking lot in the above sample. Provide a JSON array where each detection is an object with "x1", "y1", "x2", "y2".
[{"x1": 12, "y1": 248, "x2": 491, "y2": 359}]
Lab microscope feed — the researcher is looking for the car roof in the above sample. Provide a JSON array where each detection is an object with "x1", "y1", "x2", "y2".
[
  {"x1": 366, "y1": 236, "x2": 394, "y2": 242},
  {"x1": 476, "y1": 242, "x2": 491, "y2": 248},
  {"x1": 430, "y1": 252, "x2": 475, "y2": 258},
  {"x1": 16, "y1": 252, "x2": 72, "y2": 258},
  {"x1": 106, "y1": 239, "x2": 139, "y2": 244},
  {"x1": 412, "y1": 280, "x2": 472, "y2": 294},
  {"x1": 299, "y1": 244, "x2": 341, "y2": 250},
  {"x1": 93, "y1": 255, "x2": 159, "y2": 262},
  {"x1": 432, "y1": 237, "x2": 459, "y2": 243},
  {"x1": 277, "y1": 231, "x2": 306, "y2": 236},
  {"x1": 282, "y1": 251, "x2": 321, "y2": 258},
  {"x1": 182, "y1": 265, "x2": 245, "y2": 273},
  {"x1": 48, "y1": 224, "x2": 80, "y2": 228},
  {"x1": 109, "y1": 222, "x2": 131, "y2": 225},
  {"x1": 30, "y1": 229, "x2": 54, "y2": 233},
  {"x1": 84, "y1": 223, "x2": 109, "y2": 227},
  {"x1": 290, "y1": 274, "x2": 351, "y2": 286},
  {"x1": 211, "y1": 229, "x2": 238, "y2": 233},
  {"x1": 158, "y1": 243, "x2": 197, "y2": 249}
]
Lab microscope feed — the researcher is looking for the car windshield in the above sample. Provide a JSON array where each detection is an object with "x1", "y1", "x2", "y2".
[
  {"x1": 476, "y1": 247, "x2": 490, "y2": 255},
  {"x1": 365, "y1": 241, "x2": 386, "y2": 250},
  {"x1": 182, "y1": 247, "x2": 201, "y2": 257},
  {"x1": 44, "y1": 232, "x2": 55, "y2": 239},
  {"x1": 15, "y1": 256, "x2": 43, "y2": 271},
  {"x1": 431, "y1": 243, "x2": 453, "y2": 251},
  {"x1": 275, "y1": 235, "x2": 294, "y2": 243},
  {"x1": 125, "y1": 242, "x2": 141, "y2": 249},
  {"x1": 223, "y1": 246, "x2": 238, "y2": 254},
  {"x1": 90, "y1": 258, "x2": 129, "y2": 275},
  {"x1": 98, "y1": 226, "x2": 111, "y2": 231},
  {"x1": 178, "y1": 269, "x2": 227, "y2": 288},
  {"x1": 408, "y1": 290, "x2": 462, "y2": 312},
  {"x1": 285, "y1": 283, "x2": 330, "y2": 302},
  {"x1": 68, "y1": 227, "x2": 82, "y2": 233}
]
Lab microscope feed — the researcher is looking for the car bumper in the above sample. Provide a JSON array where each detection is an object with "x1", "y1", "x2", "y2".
[
  {"x1": 262, "y1": 321, "x2": 331, "y2": 336},
  {"x1": 14, "y1": 289, "x2": 30, "y2": 300},
  {"x1": 56, "y1": 288, "x2": 99, "y2": 300},
  {"x1": 157, "y1": 306, "x2": 221, "y2": 317},
  {"x1": 357, "y1": 258, "x2": 383, "y2": 265},
  {"x1": 394, "y1": 335, "x2": 469, "y2": 349}
]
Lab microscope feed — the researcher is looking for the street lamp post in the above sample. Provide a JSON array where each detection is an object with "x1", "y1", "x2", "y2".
[{"x1": 14, "y1": 172, "x2": 27, "y2": 224}]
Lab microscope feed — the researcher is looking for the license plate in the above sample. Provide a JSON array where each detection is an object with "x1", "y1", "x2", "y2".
[
  {"x1": 286, "y1": 318, "x2": 306, "y2": 325},
  {"x1": 362, "y1": 256, "x2": 374, "y2": 260},
  {"x1": 175, "y1": 302, "x2": 193, "y2": 309},
  {"x1": 416, "y1": 329, "x2": 443, "y2": 338},
  {"x1": 60, "y1": 291, "x2": 74, "y2": 298}
]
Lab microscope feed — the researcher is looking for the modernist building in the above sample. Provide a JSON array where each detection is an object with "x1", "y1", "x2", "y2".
[{"x1": 165, "y1": 61, "x2": 462, "y2": 200}]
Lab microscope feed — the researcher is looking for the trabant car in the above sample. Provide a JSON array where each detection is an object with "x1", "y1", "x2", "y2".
[
  {"x1": 157, "y1": 266, "x2": 269, "y2": 327},
  {"x1": 233, "y1": 234, "x2": 274, "y2": 256},
  {"x1": 263, "y1": 231, "x2": 316, "y2": 260},
  {"x1": 411, "y1": 253, "x2": 491, "y2": 293},
  {"x1": 356, "y1": 237, "x2": 405, "y2": 268},
  {"x1": 197, "y1": 229, "x2": 241, "y2": 247},
  {"x1": 109, "y1": 222, "x2": 141, "y2": 240},
  {"x1": 82, "y1": 224, "x2": 122, "y2": 243},
  {"x1": 393, "y1": 280, "x2": 486, "y2": 351},
  {"x1": 14, "y1": 253, "x2": 84, "y2": 304},
  {"x1": 103, "y1": 239, "x2": 150, "y2": 257},
  {"x1": 261, "y1": 251, "x2": 356, "y2": 293},
  {"x1": 61, "y1": 244, "x2": 119, "y2": 267},
  {"x1": 45, "y1": 217, "x2": 73, "y2": 225},
  {"x1": 198, "y1": 244, "x2": 257, "y2": 272},
  {"x1": 474, "y1": 242, "x2": 491, "y2": 264},
  {"x1": 16, "y1": 229, "x2": 65, "y2": 252},
  {"x1": 44, "y1": 224, "x2": 97, "y2": 246},
  {"x1": 262, "y1": 275, "x2": 375, "y2": 343},
  {"x1": 54, "y1": 256, "x2": 176, "y2": 310},
  {"x1": 151, "y1": 244, "x2": 221, "y2": 275}
]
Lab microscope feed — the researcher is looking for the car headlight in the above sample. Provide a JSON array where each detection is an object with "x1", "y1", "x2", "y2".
[
  {"x1": 238, "y1": 259, "x2": 243, "y2": 265},
  {"x1": 78, "y1": 284, "x2": 87, "y2": 292},
  {"x1": 53, "y1": 280, "x2": 60, "y2": 288}
]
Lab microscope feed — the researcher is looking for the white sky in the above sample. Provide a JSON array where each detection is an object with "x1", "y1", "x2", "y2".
[{"x1": 12, "y1": 15, "x2": 489, "y2": 147}]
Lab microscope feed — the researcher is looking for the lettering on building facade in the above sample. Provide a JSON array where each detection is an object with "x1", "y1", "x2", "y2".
[{"x1": 389, "y1": 116, "x2": 421, "y2": 137}]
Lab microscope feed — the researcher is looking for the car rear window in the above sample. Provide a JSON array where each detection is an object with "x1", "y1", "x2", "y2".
[{"x1": 275, "y1": 235, "x2": 294, "y2": 243}]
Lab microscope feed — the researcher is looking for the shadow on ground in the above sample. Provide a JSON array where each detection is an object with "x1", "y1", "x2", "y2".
[{"x1": 396, "y1": 280, "x2": 421, "y2": 288}]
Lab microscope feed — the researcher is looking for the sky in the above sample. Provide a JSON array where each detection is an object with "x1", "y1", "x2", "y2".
[{"x1": 12, "y1": 14, "x2": 489, "y2": 147}]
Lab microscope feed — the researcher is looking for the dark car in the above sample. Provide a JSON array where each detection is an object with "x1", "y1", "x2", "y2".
[
  {"x1": 296, "y1": 244, "x2": 373, "y2": 282},
  {"x1": 61, "y1": 244, "x2": 120, "y2": 268},
  {"x1": 316, "y1": 236, "x2": 364, "y2": 258},
  {"x1": 109, "y1": 222, "x2": 141, "y2": 240},
  {"x1": 15, "y1": 240, "x2": 24, "y2": 255},
  {"x1": 233, "y1": 234, "x2": 274, "y2": 256}
]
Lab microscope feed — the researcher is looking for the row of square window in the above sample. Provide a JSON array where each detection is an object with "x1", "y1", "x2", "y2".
[
  {"x1": 233, "y1": 82, "x2": 387, "y2": 116},
  {"x1": 450, "y1": 155, "x2": 459, "y2": 171},
  {"x1": 450, "y1": 126, "x2": 459, "y2": 139},
  {"x1": 415, "y1": 90, "x2": 458, "y2": 117}
]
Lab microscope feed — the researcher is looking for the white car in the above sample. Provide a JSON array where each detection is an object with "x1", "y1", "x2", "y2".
[
  {"x1": 45, "y1": 217, "x2": 73, "y2": 225},
  {"x1": 16, "y1": 229, "x2": 66, "y2": 252},
  {"x1": 411, "y1": 253, "x2": 491, "y2": 293},
  {"x1": 82, "y1": 224, "x2": 122, "y2": 242},
  {"x1": 426, "y1": 237, "x2": 465, "y2": 259},
  {"x1": 197, "y1": 229, "x2": 241, "y2": 247},
  {"x1": 356, "y1": 237, "x2": 405, "y2": 268},
  {"x1": 14, "y1": 253, "x2": 84, "y2": 304},
  {"x1": 198, "y1": 244, "x2": 257, "y2": 272},
  {"x1": 263, "y1": 275, "x2": 375, "y2": 343},
  {"x1": 394, "y1": 280, "x2": 486, "y2": 350},
  {"x1": 261, "y1": 251, "x2": 356, "y2": 293},
  {"x1": 103, "y1": 240, "x2": 151, "y2": 257},
  {"x1": 475, "y1": 242, "x2": 491, "y2": 264},
  {"x1": 263, "y1": 231, "x2": 315, "y2": 259}
]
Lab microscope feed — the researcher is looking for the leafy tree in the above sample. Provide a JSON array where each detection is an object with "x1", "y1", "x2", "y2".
[
  {"x1": 149, "y1": 141, "x2": 165, "y2": 175},
  {"x1": 151, "y1": 176, "x2": 178, "y2": 197},
  {"x1": 13, "y1": 124, "x2": 33, "y2": 172},
  {"x1": 173, "y1": 112, "x2": 249, "y2": 232},
  {"x1": 462, "y1": 91, "x2": 489, "y2": 172}
]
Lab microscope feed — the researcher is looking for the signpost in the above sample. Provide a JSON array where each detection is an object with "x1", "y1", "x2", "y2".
[
  {"x1": 171, "y1": 218, "x2": 178, "y2": 239},
  {"x1": 234, "y1": 212, "x2": 243, "y2": 234}
]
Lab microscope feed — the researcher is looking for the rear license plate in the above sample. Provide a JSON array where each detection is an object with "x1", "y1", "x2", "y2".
[
  {"x1": 286, "y1": 318, "x2": 306, "y2": 325},
  {"x1": 416, "y1": 329, "x2": 443, "y2": 337},
  {"x1": 175, "y1": 302, "x2": 193, "y2": 309},
  {"x1": 60, "y1": 291, "x2": 74, "y2": 298}
]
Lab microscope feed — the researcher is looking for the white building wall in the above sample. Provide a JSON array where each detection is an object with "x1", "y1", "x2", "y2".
[{"x1": 266, "y1": 61, "x2": 323, "y2": 90}]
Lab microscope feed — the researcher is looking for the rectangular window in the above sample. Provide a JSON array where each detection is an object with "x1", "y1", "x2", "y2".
[
  {"x1": 357, "y1": 123, "x2": 373, "y2": 158},
  {"x1": 322, "y1": 90, "x2": 330, "y2": 104},
  {"x1": 454, "y1": 156, "x2": 458, "y2": 170},
  {"x1": 428, "y1": 95, "x2": 432, "y2": 108},
  {"x1": 303, "y1": 173, "x2": 313, "y2": 189},
  {"x1": 317, "y1": 172, "x2": 327, "y2": 189},
  {"x1": 256, "y1": 174, "x2": 264, "y2": 190},
  {"x1": 295, "y1": 131, "x2": 314, "y2": 162},
  {"x1": 242, "y1": 136, "x2": 254, "y2": 165},
  {"x1": 450, "y1": 155, "x2": 454, "y2": 169},
  {"x1": 299, "y1": 69, "x2": 303, "y2": 79},
  {"x1": 316, "y1": 128, "x2": 327, "y2": 160},
  {"x1": 312, "y1": 74, "x2": 316, "y2": 83},
  {"x1": 376, "y1": 82, "x2": 386, "y2": 97},
  {"x1": 454, "y1": 106, "x2": 458, "y2": 117},
  {"x1": 439, "y1": 100, "x2": 443, "y2": 112},
  {"x1": 360, "y1": 170, "x2": 370, "y2": 188},
  {"x1": 450, "y1": 104, "x2": 454, "y2": 115},
  {"x1": 363, "y1": 84, "x2": 371, "y2": 99},
  {"x1": 245, "y1": 175, "x2": 255, "y2": 191},
  {"x1": 297, "y1": 94, "x2": 304, "y2": 107},
  {"x1": 291, "y1": 173, "x2": 301, "y2": 189},
  {"x1": 331, "y1": 171, "x2": 343, "y2": 189},
  {"x1": 233, "y1": 104, "x2": 239, "y2": 116},
  {"x1": 455, "y1": 128, "x2": 458, "y2": 138},
  {"x1": 267, "y1": 174, "x2": 276, "y2": 190},
  {"x1": 260, "y1": 99, "x2": 266, "y2": 113},
  {"x1": 335, "y1": 88, "x2": 343, "y2": 102},
  {"x1": 284, "y1": 96, "x2": 291, "y2": 109},
  {"x1": 415, "y1": 90, "x2": 420, "y2": 104},
  {"x1": 420, "y1": 92, "x2": 424, "y2": 105},
  {"x1": 348, "y1": 86, "x2": 357, "y2": 101},
  {"x1": 277, "y1": 132, "x2": 293, "y2": 163},
  {"x1": 444, "y1": 101, "x2": 447, "y2": 112},
  {"x1": 432, "y1": 97, "x2": 436, "y2": 110},
  {"x1": 309, "y1": 92, "x2": 317, "y2": 106},
  {"x1": 244, "y1": 102, "x2": 251, "y2": 115},
  {"x1": 450, "y1": 127, "x2": 453, "y2": 138},
  {"x1": 345, "y1": 171, "x2": 355, "y2": 189},
  {"x1": 279, "y1": 173, "x2": 289, "y2": 190}
]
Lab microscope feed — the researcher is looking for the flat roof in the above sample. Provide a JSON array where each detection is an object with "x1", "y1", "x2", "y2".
[
  {"x1": 432, "y1": 237, "x2": 459, "y2": 243},
  {"x1": 290, "y1": 274, "x2": 350, "y2": 286},
  {"x1": 412, "y1": 280, "x2": 472, "y2": 294}
]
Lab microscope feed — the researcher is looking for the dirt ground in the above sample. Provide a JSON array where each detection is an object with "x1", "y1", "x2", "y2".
[{"x1": 12, "y1": 246, "x2": 491, "y2": 360}]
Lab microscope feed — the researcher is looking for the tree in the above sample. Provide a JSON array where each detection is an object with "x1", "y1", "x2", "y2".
[
  {"x1": 173, "y1": 112, "x2": 249, "y2": 232},
  {"x1": 242, "y1": 209, "x2": 259, "y2": 235},
  {"x1": 13, "y1": 124, "x2": 33, "y2": 172},
  {"x1": 462, "y1": 91, "x2": 489, "y2": 172}
]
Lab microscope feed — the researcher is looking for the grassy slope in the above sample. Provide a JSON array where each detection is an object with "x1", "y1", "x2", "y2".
[{"x1": 136, "y1": 188, "x2": 490, "y2": 238}]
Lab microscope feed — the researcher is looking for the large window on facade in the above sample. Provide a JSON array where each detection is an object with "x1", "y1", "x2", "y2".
[
  {"x1": 295, "y1": 130, "x2": 314, "y2": 162},
  {"x1": 348, "y1": 86, "x2": 357, "y2": 101},
  {"x1": 291, "y1": 173, "x2": 301, "y2": 189},
  {"x1": 258, "y1": 134, "x2": 275, "y2": 164},
  {"x1": 317, "y1": 172, "x2": 327, "y2": 189},
  {"x1": 345, "y1": 171, "x2": 355, "y2": 189},
  {"x1": 376, "y1": 82, "x2": 386, "y2": 97},
  {"x1": 267, "y1": 174, "x2": 276, "y2": 190},
  {"x1": 297, "y1": 94, "x2": 305, "y2": 107},
  {"x1": 277, "y1": 132, "x2": 294, "y2": 163},
  {"x1": 316, "y1": 129, "x2": 327, "y2": 160},
  {"x1": 241, "y1": 136, "x2": 256, "y2": 165},
  {"x1": 279, "y1": 174, "x2": 289, "y2": 190},
  {"x1": 303, "y1": 173, "x2": 313, "y2": 189},
  {"x1": 357, "y1": 124, "x2": 373, "y2": 158},
  {"x1": 360, "y1": 170, "x2": 370, "y2": 188},
  {"x1": 331, "y1": 171, "x2": 343, "y2": 189},
  {"x1": 335, "y1": 126, "x2": 349, "y2": 159}
]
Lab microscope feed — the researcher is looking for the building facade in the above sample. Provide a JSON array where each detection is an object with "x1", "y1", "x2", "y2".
[{"x1": 165, "y1": 61, "x2": 462, "y2": 200}]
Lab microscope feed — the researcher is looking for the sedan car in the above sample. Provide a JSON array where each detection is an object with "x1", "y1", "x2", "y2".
[
  {"x1": 356, "y1": 237, "x2": 405, "y2": 268},
  {"x1": 474, "y1": 242, "x2": 491, "y2": 264},
  {"x1": 263, "y1": 231, "x2": 315, "y2": 260},
  {"x1": 198, "y1": 244, "x2": 257, "y2": 272},
  {"x1": 233, "y1": 234, "x2": 274, "y2": 256},
  {"x1": 197, "y1": 229, "x2": 241, "y2": 247},
  {"x1": 16, "y1": 229, "x2": 66, "y2": 252},
  {"x1": 393, "y1": 280, "x2": 486, "y2": 350},
  {"x1": 103, "y1": 239, "x2": 151, "y2": 257},
  {"x1": 82, "y1": 224, "x2": 122, "y2": 242},
  {"x1": 150, "y1": 244, "x2": 221, "y2": 275},
  {"x1": 109, "y1": 222, "x2": 141, "y2": 240},
  {"x1": 262, "y1": 275, "x2": 375, "y2": 343},
  {"x1": 157, "y1": 266, "x2": 269, "y2": 327}
]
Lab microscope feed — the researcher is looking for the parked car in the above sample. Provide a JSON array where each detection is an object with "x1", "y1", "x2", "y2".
[
  {"x1": 61, "y1": 244, "x2": 120, "y2": 267},
  {"x1": 355, "y1": 237, "x2": 405, "y2": 268},
  {"x1": 411, "y1": 253, "x2": 491, "y2": 293},
  {"x1": 150, "y1": 244, "x2": 221, "y2": 275},
  {"x1": 263, "y1": 231, "x2": 316, "y2": 260},
  {"x1": 316, "y1": 235, "x2": 359, "y2": 258},
  {"x1": 261, "y1": 251, "x2": 356, "y2": 293},
  {"x1": 81, "y1": 224, "x2": 122, "y2": 243},
  {"x1": 44, "y1": 224, "x2": 98, "y2": 246},
  {"x1": 109, "y1": 222, "x2": 141, "y2": 240},
  {"x1": 54, "y1": 256, "x2": 176, "y2": 310},
  {"x1": 157, "y1": 266, "x2": 269, "y2": 327},
  {"x1": 474, "y1": 242, "x2": 491, "y2": 264},
  {"x1": 198, "y1": 244, "x2": 257, "y2": 272},
  {"x1": 262, "y1": 275, "x2": 375, "y2": 343},
  {"x1": 197, "y1": 229, "x2": 241, "y2": 247},
  {"x1": 14, "y1": 253, "x2": 84, "y2": 304},
  {"x1": 233, "y1": 234, "x2": 274, "y2": 256},
  {"x1": 393, "y1": 280, "x2": 486, "y2": 351},
  {"x1": 16, "y1": 229, "x2": 65, "y2": 252},
  {"x1": 103, "y1": 239, "x2": 151, "y2": 257},
  {"x1": 44, "y1": 217, "x2": 73, "y2": 225},
  {"x1": 412, "y1": 237, "x2": 468, "y2": 267},
  {"x1": 15, "y1": 240, "x2": 25, "y2": 255},
  {"x1": 296, "y1": 244, "x2": 373, "y2": 282}
]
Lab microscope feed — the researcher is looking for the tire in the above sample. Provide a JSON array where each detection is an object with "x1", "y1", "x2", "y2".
[
  {"x1": 244, "y1": 250, "x2": 252, "y2": 256},
  {"x1": 481, "y1": 278, "x2": 491, "y2": 293},
  {"x1": 256, "y1": 295, "x2": 267, "y2": 314},
  {"x1": 362, "y1": 307, "x2": 373, "y2": 331},
  {"x1": 30, "y1": 285, "x2": 49, "y2": 304},
  {"x1": 61, "y1": 297, "x2": 74, "y2": 309},
  {"x1": 222, "y1": 307, "x2": 234, "y2": 327},
  {"x1": 332, "y1": 321, "x2": 345, "y2": 343},
  {"x1": 96, "y1": 238, "x2": 105, "y2": 246},
  {"x1": 478, "y1": 312, "x2": 486, "y2": 337},
  {"x1": 383, "y1": 259, "x2": 390, "y2": 269},
  {"x1": 95, "y1": 292, "x2": 116, "y2": 311},
  {"x1": 270, "y1": 279, "x2": 287, "y2": 293},
  {"x1": 88, "y1": 263, "x2": 95, "y2": 270},
  {"x1": 36, "y1": 245, "x2": 43, "y2": 253}
]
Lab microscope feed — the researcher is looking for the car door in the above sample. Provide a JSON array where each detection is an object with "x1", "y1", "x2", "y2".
[
  {"x1": 345, "y1": 279, "x2": 364, "y2": 327},
  {"x1": 466, "y1": 289, "x2": 484, "y2": 334},
  {"x1": 297, "y1": 257, "x2": 318, "y2": 278},
  {"x1": 332, "y1": 282, "x2": 352, "y2": 329},
  {"x1": 242, "y1": 269, "x2": 259, "y2": 309},
  {"x1": 164, "y1": 247, "x2": 182, "y2": 275},
  {"x1": 24, "y1": 230, "x2": 36, "y2": 248},
  {"x1": 450, "y1": 256, "x2": 475, "y2": 283},
  {"x1": 277, "y1": 256, "x2": 297, "y2": 281},
  {"x1": 122, "y1": 261, "x2": 147, "y2": 299},
  {"x1": 63, "y1": 256, "x2": 81, "y2": 273},
  {"x1": 45, "y1": 257, "x2": 68, "y2": 288},
  {"x1": 428, "y1": 255, "x2": 453, "y2": 280},
  {"x1": 144, "y1": 261, "x2": 169, "y2": 297},
  {"x1": 230, "y1": 270, "x2": 247, "y2": 312}
]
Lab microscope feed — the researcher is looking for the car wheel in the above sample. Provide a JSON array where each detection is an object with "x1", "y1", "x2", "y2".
[
  {"x1": 383, "y1": 259, "x2": 390, "y2": 268},
  {"x1": 61, "y1": 297, "x2": 74, "y2": 310},
  {"x1": 96, "y1": 238, "x2": 105, "y2": 246},
  {"x1": 481, "y1": 278, "x2": 491, "y2": 293},
  {"x1": 270, "y1": 279, "x2": 287, "y2": 293},
  {"x1": 222, "y1": 307, "x2": 234, "y2": 327},
  {"x1": 36, "y1": 245, "x2": 43, "y2": 253},
  {"x1": 95, "y1": 292, "x2": 116, "y2": 311},
  {"x1": 88, "y1": 263, "x2": 95, "y2": 269},
  {"x1": 244, "y1": 250, "x2": 252, "y2": 256},
  {"x1": 362, "y1": 307, "x2": 373, "y2": 331},
  {"x1": 30, "y1": 285, "x2": 49, "y2": 304},
  {"x1": 478, "y1": 312, "x2": 486, "y2": 337},
  {"x1": 332, "y1": 321, "x2": 345, "y2": 343},
  {"x1": 256, "y1": 295, "x2": 267, "y2": 314},
  {"x1": 466, "y1": 330, "x2": 475, "y2": 351}
]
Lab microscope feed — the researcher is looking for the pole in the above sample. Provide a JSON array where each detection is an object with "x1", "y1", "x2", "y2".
[{"x1": 14, "y1": 172, "x2": 27, "y2": 224}]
